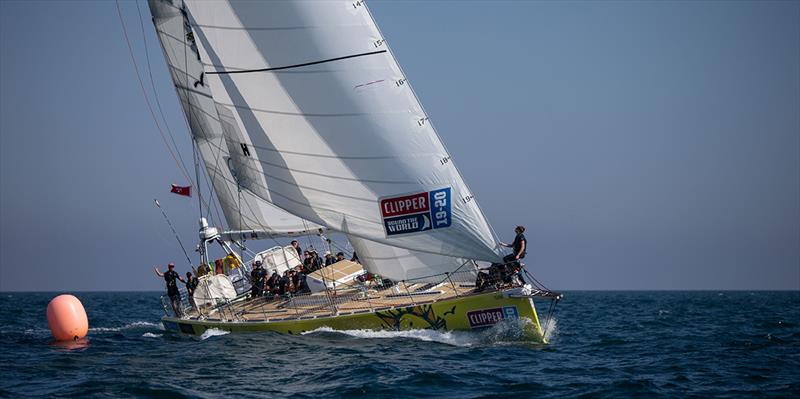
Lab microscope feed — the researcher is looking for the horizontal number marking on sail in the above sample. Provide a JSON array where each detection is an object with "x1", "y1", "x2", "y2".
[{"x1": 206, "y1": 50, "x2": 387, "y2": 75}]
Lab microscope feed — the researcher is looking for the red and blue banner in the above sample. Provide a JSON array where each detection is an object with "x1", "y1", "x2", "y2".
[{"x1": 380, "y1": 187, "x2": 451, "y2": 236}]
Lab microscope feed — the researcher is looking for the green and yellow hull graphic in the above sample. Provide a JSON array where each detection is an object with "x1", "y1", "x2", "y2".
[{"x1": 162, "y1": 290, "x2": 548, "y2": 343}]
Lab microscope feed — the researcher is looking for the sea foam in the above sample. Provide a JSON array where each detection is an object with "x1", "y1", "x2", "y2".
[{"x1": 199, "y1": 328, "x2": 230, "y2": 340}]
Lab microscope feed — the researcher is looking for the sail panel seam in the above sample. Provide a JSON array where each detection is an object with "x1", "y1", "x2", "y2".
[{"x1": 205, "y1": 141, "x2": 415, "y2": 185}]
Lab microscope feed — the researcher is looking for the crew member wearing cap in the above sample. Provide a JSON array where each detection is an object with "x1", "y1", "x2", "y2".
[
  {"x1": 250, "y1": 260, "x2": 267, "y2": 298},
  {"x1": 324, "y1": 251, "x2": 334, "y2": 267},
  {"x1": 154, "y1": 263, "x2": 183, "y2": 317},
  {"x1": 499, "y1": 225, "x2": 528, "y2": 285}
]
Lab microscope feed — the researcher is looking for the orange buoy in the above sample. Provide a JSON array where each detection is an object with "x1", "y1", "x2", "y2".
[{"x1": 46, "y1": 294, "x2": 88, "y2": 341}]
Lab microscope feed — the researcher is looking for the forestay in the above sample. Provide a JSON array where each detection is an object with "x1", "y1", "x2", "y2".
[
  {"x1": 149, "y1": 0, "x2": 322, "y2": 237},
  {"x1": 184, "y1": 0, "x2": 502, "y2": 262}
]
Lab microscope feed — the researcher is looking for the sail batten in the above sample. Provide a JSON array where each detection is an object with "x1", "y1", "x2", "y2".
[{"x1": 182, "y1": 0, "x2": 502, "y2": 262}]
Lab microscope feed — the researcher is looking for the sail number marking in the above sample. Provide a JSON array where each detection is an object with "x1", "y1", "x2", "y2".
[
  {"x1": 440, "y1": 156, "x2": 451, "y2": 165},
  {"x1": 461, "y1": 195, "x2": 474, "y2": 204},
  {"x1": 352, "y1": 1, "x2": 364, "y2": 8}
]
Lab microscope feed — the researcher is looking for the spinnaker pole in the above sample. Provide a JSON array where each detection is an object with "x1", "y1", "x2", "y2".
[{"x1": 154, "y1": 199, "x2": 194, "y2": 269}]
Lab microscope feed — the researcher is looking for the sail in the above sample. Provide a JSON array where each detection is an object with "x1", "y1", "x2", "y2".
[
  {"x1": 182, "y1": 0, "x2": 503, "y2": 262},
  {"x1": 149, "y1": 0, "x2": 322, "y2": 237},
  {"x1": 348, "y1": 234, "x2": 473, "y2": 282}
]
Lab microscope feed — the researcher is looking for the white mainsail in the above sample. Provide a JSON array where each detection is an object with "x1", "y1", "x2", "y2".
[
  {"x1": 149, "y1": 0, "x2": 322, "y2": 237},
  {"x1": 183, "y1": 0, "x2": 503, "y2": 262}
]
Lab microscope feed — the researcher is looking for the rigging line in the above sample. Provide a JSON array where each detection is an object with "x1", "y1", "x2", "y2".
[
  {"x1": 208, "y1": 163, "x2": 382, "y2": 227},
  {"x1": 200, "y1": 143, "x2": 380, "y2": 204},
  {"x1": 217, "y1": 100, "x2": 370, "y2": 117},
  {"x1": 178, "y1": 2, "x2": 203, "y2": 222},
  {"x1": 203, "y1": 139, "x2": 415, "y2": 185},
  {"x1": 159, "y1": 36, "x2": 225, "y2": 227},
  {"x1": 206, "y1": 50, "x2": 387, "y2": 75},
  {"x1": 200, "y1": 117, "x2": 232, "y2": 230},
  {"x1": 363, "y1": 2, "x2": 503, "y2": 244},
  {"x1": 135, "y1": 0, "x2": 192, "y2": 182},
  {"x1": 115, "y1": 0, "x2": 193, "y2": 184},
  {"x1": 193, "y1": 140, "x2": 203, "y2": 220},
  {"x1": 158, "y1": 43, "x2": 225, "y2": 227},
  {"x1": 205, "y1": 153, "x2": 295, "y2": 252},
  {"x1": 226, "y1": 139, "x2": 400, "y2": 160},
  {"x1": 195, "y1": 144, "x2": 226, "y2": 228},
  {"x1": 155, "y1": 199, "x2": 194, "y2": 268}
]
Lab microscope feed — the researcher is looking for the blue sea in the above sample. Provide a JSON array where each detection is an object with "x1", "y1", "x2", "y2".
[{"x1": 1, "y1": 291, "x2": 798, "y2": 398}]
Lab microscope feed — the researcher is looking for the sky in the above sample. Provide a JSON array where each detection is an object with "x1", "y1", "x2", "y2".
[{"x1": 1, "y1": 0, "x2": 798, "y2": 292}]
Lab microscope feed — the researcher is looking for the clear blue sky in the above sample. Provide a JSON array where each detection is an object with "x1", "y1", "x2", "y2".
[{"x1": 1, "y1": 0, "x2": 798, "y2": 291}]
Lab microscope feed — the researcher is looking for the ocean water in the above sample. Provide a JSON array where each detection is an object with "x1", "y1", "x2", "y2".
[{"x1": 0, "y1": 291, "x2": 798, "y2": 398}]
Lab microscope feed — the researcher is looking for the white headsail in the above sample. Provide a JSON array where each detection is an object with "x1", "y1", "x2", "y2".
[
  {"x1": 149, "y1": 0, "x2": 322, "y2": 238},
  {"x1": 182, "y1": 0, "x2": 502, "y2": 262},
  {"x1": 348, "y1": 234, "x2": 473, "y2": 282}
]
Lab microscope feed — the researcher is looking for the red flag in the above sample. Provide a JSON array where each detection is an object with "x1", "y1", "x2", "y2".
[{"x1": 170, "y1": 184, "x2": 191, "y2": 197}]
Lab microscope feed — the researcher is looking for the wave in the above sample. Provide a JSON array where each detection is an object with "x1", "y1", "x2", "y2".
[
  {"x1": 142, "y1": 332, "x2": 163, "y2": 338},
  {"x1": 301, "y1": 319, "x2": 550, "y2": 347},
  {"x1": 301, "y1": 326, "x2": 478, "y2": 347},
  {"x1": 199, "y1": 328, "x2": 230, "y2": 340},
  {"x1": 543, "y1": 317, "x2": 558, "y2": 342},
  {"x1": 89, "y1": 321, "x2": 161, "y2": 333}
]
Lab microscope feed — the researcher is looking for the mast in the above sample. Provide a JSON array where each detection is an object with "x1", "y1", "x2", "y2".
[{"x1": 148, "y1": 0, "x2": 324, "y2": 242}]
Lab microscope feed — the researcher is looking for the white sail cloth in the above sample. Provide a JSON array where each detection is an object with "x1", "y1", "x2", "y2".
[
  {"x1": 149, "y1": 0, "x2": 322, "y2": 237},
  {"x1": 348, "y1": 235, "x2": 473, "y2": 282},
  {"x1": 184, "y1": 0, "x2": 502, "y2": 262}
]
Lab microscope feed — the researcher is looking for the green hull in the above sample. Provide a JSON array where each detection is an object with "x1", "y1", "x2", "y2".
[{"x1": 162, "y1": 290, "x2": 547, "y2": 343}]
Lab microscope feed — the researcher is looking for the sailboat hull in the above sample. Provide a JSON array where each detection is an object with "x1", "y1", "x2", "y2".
[{"x1": 161, "y1": 290, "x2": 548, "y2": 343}]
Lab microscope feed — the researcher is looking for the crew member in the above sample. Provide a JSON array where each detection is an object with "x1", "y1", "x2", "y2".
[
  {"x1": 182, "y1": 271, "x2": 199, "y2": 313},
  {"x1": 499, "y1": 225, "x2": 527, "y2": 284},
  {"x1": 250, "y1": 260, "x2": 266, "y2": 298},
  {"x1": 154, "y1": 263, "x2": 182, "y2": 317},
  {"x1": 291, "y1": 240, "x2": 302, "y2": 257}
]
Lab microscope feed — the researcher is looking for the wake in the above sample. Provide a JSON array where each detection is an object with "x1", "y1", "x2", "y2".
[
  {"x1": 301, "y1": 318, "x2": 553, "y2": 347},
  {"x1": 89, "y1": 321, "x2": 162, "y2": 333}
]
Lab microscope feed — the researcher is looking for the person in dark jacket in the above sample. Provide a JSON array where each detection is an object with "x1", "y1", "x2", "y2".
[
  {"x1": 183, "y1": 271, "x2": 199, "y2": 312},
  {"x1": 154, "y1": 263, "x2": 182, "y2": 317},
  {"x1": 250, "y1": 261, "x2": 267, "y2": 298},
  {"x1": 499, "y1": 225, "x2": 527, "y2": 285},
  {"x1": 291, "y1": 240, "x2": 302, "y2": 258}
]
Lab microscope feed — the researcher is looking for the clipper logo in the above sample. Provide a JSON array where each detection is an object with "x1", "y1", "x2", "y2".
[
  {"x1": 467, "y1": 306, "x2": 519, "y2": 328},
  {"x1": 380, "y1": 188, "x2": 451, "y2": 236}
]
